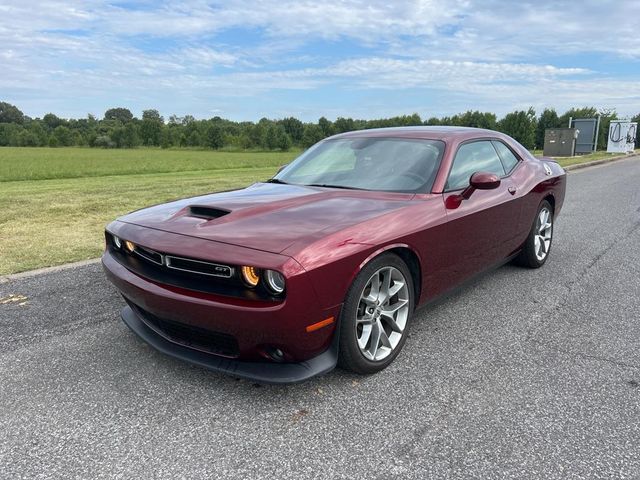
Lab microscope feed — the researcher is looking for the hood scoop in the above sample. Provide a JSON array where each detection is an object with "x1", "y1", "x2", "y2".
[{"x1": 188, "y1": 205, "x2": 230, "y2": 220}]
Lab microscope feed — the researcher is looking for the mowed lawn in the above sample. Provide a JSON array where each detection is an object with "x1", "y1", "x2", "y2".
[
  {"x1": 0, "y1": 147, "x2": 299, "y2": 275},
  {"x1": 1, "y1": 146, "x2": 636, "y2": 275}
]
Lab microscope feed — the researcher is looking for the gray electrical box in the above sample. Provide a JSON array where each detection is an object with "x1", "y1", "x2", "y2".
[
  {"x1": 544, "y1": 128, "x2": 577, "y2": 157},
  {"x1": 571, "y1": 118, "x2": 599, "y2": 154}
]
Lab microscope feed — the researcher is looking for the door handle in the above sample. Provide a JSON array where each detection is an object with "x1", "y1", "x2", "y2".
[{"x1": 508, "y1": 186, "x2": 517, "y2": 195}]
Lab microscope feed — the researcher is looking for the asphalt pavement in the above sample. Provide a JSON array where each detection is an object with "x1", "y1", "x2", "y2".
[{"x1": 1, "y1": 156, "x2": 639, "y2": 479}]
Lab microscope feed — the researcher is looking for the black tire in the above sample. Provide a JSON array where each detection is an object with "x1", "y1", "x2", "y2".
[
  {"x1": 514, "y1": 200, "x2": 554, "y2": 268},
  {"x1": 338, "y1": 252, "x2": 415, "y2": 374}
]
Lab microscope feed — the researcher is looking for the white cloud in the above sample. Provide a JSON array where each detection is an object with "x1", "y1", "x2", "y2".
[{"x1": 0, "y1": 0, "x2": 639, "y2": 119}]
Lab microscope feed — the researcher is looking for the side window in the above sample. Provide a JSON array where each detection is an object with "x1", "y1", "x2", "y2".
[
  {"x1": 492, "y1": 140, "x2": 520, "y2": 173},
  {"x1": 446, "y1": 141, "x2": 506, "y2": 190}
]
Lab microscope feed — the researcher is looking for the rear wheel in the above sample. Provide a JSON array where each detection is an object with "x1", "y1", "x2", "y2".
[
  {"x1": 515, "y1": 200, "x2": 554, "y2": 268},
  {"x1": 338, "y1": 253, "x2": 414, "y2": 374}
]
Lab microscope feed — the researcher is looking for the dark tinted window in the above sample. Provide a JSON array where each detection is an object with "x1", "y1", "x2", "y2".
[
  {"x1": 446, "y1": 141, "x2": 506, "y2": 190},
  {"x1": 492, "y1": 140, "x2": 520, "y2": 173}
]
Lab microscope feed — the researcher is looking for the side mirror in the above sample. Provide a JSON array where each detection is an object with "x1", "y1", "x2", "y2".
[
  {"x1": 276, "y1": 164, "x2": 289, "y2": 174},
  {"x1": 461, "y1": 171, "x2": 501, "y2": 199},
  {"x1": 445, "y1": 172, "x2": 501, "y2": 209}
]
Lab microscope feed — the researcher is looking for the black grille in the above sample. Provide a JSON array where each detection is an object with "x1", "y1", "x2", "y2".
[
  {"x1": 134, "y1": 245, "x2": 163, "y2": 265},
  {"x1": 129, "y1": 301, "x2": 239, "y2": 358},
  {"x1": 105, "y1": 231, "x2": 281, "y2": 301},
  {"x1": 165, "y1": 255, "x2": 233, "y2": 278}
]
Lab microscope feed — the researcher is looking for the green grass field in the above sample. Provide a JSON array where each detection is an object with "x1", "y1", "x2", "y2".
[
  {"x1": 0, "y1": 146, "x2": 637, "y2": 275},
  {"x1": 0, "y1": 147, "x2": 295, "y2": 182},
  {"x1": 0, "y1": 147, "x2": 299, "y2": 275}
]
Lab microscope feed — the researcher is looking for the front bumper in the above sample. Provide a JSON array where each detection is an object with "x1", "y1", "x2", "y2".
[
  {"x1": 121, "y1": 305, "x2": 339, "y2": 384},
  {"x1": 101, "y1": 222, "x2": 342, "y2": 382}
]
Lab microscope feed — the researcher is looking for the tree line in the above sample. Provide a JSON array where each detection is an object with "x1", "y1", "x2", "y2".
[{"x1": 0, "y1": 101, "x2": 638, "y2": 151}]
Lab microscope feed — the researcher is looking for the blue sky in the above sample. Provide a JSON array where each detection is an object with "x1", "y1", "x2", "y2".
[{"x1": 1, "y1": 0, "x2": 639, "y2": 121}]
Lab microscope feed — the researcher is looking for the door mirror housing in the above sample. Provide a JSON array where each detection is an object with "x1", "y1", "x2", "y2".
[
  {"x1": 462, "y1": 172, "x2": 501, "y2": 199},
  {"x1": 445, "y1": 172, "x2": 501, "y2": 209}
]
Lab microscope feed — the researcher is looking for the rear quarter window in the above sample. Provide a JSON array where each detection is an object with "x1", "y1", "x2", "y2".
[{"x1": 492, "y1": 140, "x2": 520, "y2": 173}]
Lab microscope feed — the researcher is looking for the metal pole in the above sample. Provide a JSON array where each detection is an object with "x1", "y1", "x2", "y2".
[
  {"x1": 594, "y1": 116, "x2": 601, "y2": 152},
  {"x1": 568, "y1": 116, "x2": 572, "y2": 128}
]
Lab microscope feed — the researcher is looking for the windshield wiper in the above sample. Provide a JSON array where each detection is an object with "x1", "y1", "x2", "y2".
[
  {"x1": 266, "y1": 178, "x2": 288, "y2": 184},
  {"x1": 305, "y1": 183, "x2": 366, "y2": 190}
]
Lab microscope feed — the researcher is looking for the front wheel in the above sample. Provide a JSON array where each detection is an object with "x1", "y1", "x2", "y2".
[
  {"x1": 515, "y1": 200, "x2": 554, "y2": 268},
  {"x1": 338, "y1": 253, "x2": 414, "y2": 374}
]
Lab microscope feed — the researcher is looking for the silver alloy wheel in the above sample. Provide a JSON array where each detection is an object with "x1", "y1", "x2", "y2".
[
  {"x1": 534, "y1": 207, "x2": 553, "y2": 261},
  {"x1": 356, "y1": 266, "x2": 410, "y2": 361}
]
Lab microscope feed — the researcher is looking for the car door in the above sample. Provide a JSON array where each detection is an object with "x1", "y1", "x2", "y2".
[{"x1": 441, "y1": 139, "x2": 521, "y2": 286}]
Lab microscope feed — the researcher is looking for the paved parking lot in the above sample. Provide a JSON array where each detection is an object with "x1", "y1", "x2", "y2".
[{"x1": 1, "y1": 157, "x2": 639, "y2": 479}]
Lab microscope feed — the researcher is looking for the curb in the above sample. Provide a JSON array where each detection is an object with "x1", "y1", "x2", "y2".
[
  {"x1": 0, "y1": 258, "x2": 101, "y2": 283},
  {"x1": 563, "y1": 153, "x2": 639, "y2": 172}
]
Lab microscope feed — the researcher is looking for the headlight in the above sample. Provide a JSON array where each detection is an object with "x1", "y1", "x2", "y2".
[
  {"x1": 241, "y1": 266, "x2": 260, "y2": 287},
  {"x1": 124, "y1": 240, "x2": 136, "y2": 253},
  {"x1": 112, "y1": 235, "x2": 122, "y2": 249},
  {"x1": 264, "y1": 270, "x2": 286, "y2": 295}
]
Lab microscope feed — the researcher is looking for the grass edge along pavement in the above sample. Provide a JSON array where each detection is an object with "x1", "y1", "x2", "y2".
[{"x1": 0, "y1": 148, "x2": 638, "y2": 275}]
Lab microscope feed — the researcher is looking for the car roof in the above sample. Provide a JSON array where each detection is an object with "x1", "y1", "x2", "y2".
[{"x1": 329, "y1": 126, "x2": 503, "y2": 142}]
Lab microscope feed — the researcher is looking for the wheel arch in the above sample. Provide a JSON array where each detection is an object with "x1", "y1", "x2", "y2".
[
  {"x1": 358, "y1": 243, "x2": 423, "y2": 303},
  {"x1": 543, "y1": 193, "x2": 555, "y2": 212}
]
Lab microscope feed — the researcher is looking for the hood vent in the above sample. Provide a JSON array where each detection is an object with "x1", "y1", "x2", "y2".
[{"x1": 188, "y1": 205, "x2": 230, "y2": 220}]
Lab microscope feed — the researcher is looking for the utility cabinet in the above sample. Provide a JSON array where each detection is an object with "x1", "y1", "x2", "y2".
[
  {"x1": 543, "y1": 128, "x2": 577, "y2": 157},
  {"x1": 607, "y1": 121, "x2": 637, "y2": 153}
]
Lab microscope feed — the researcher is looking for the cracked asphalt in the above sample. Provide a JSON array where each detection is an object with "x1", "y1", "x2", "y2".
[{"x1": 1, "y1": 157, "x2": 639, "y2": 479}]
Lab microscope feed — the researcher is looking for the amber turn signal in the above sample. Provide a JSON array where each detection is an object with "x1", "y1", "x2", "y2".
[
  {"x1": 305, "y1": 316, "x2": 335, "y2": 333},
  {"x1": 241, "y1": 266, "x2": 260, "y2": 287}
]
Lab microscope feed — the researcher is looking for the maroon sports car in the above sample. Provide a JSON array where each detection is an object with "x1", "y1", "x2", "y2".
[{"x1": 102, "y1": 127, "x2": 566, "y2": 383}]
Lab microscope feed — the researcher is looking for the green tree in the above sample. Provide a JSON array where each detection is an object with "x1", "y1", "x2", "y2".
[
  {"x1": 334, "y1": 117, "x2": 355, "y2": 133},
  {"x1": 558, "y1": 107, "x2": 598, "y2": 128},
  {"x1": 535, "y1": 108, "x2": 561, "y2": 149},
  {"x1": 0, "y1": 101, "x2": 25, "y2": 124},
  {"x1": 276, "y1": 125, "x2": 292, "y2": 151},
  {"x1": 17, "y1": 130, "x2": 40, "y2": 146},
  {"x1": 43, "y1": 113, "x2": 65, "y2": 130},
  {"x1": 279, "y1": 117, "x2": 304, "y2": 144},
  {"x1": 52, "y1": 125, "x2": 74, "y2": 146},
  {"x1": 111, "y1": 123, "x2": 140, "y2": 148},
  {"x1": 204, "y1": 123, "x2": 224, "y2": 149},
  {"x1": 457, "y1": 111, "x2": 497, "y2": 129},
  {"x1": 498, "y1": 108, "x2": 537, "y2": 149},
  {"x1": 318, "y1": 117, "x2": 334, "y2": 137},
  {"x1": 302, "y1": 124, "x2": 324, "y2": 147},
  {"x1": 264, "y1": 124, "x2": 280, "y2": 150},
  {"x1": 104, "y1": 107, "x2": 134, "y2": 123},
  {"x1": 23, "y1": 122, "x2": 48, "y2": 146},
  {"x1": 140, "y1": 109, "x2": 164, "y2": 146},
  {"x1": 186, "y1": 130, "x2": 202, "y2": 147},
  {"x1": 595, "y1": 108, "x2": 617, "y2": 151},
  {"x1": 94, "y1": 135, "x2": 115, "y2": 148}
]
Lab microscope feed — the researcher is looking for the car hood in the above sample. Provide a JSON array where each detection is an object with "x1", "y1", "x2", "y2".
[{"x1": 118, "y1": 182, "x2": 414, "y2": 254}]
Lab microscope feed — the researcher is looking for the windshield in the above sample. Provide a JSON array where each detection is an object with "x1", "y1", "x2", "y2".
[{"x1": 273, "y1": 137, "x2": 445, "y2": 193}]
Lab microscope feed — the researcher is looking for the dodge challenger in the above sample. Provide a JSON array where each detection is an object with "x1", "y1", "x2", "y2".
[{"x1": 102, "y1": 126, "x2": 566, "y2": 383}]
